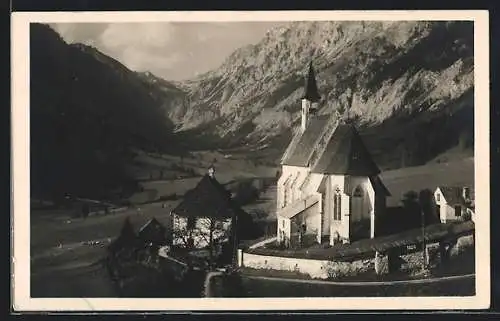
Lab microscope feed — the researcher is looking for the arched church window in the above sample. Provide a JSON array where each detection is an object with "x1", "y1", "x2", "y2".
[
  {"x1": 282, "y1": 175, "x2": 291, "y2": 208},
  {"x1": 333, "y1": 186, "x2": 342, "y2": 221},
  {"x1": 353, "y1": 186, "x2": 363, "y2": 197},
  {"x1": 283, "y1": 188, "x2": 287, "y2": 208}
]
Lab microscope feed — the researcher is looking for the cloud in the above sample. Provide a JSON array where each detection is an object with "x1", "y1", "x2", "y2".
[
  {"x1": 99, "y1": 23, "x2": 176, "y2": 50},
  {"x1": 50, "y1": 22, "x2": 284, "y2": 80},
  {"x1": 50, "y1": 23, "x2": 108, "y2": 47}
]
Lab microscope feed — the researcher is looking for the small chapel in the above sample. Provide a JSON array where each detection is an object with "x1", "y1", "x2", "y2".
[{"x1": 276, "y1": 61, "x2": 391, "y2": 248}]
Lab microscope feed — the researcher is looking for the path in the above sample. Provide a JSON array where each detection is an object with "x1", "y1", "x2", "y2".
[
  {"x1": 240, "y1": 273, "x2": 476, "y2": 297},
  {"x1": 203, "y1": 271, "x2": 224, "y2": 297},
  {"x1": 242, "y1": 273, "x2": 475, "y2": 286}
]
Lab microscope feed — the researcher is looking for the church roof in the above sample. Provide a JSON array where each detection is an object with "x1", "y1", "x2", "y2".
[
  {"x1": 281, "y1": 115, "x2": 330, "y2": 166},
  {"x1": 311, "y1": 124, "x2": 381, "y2": 176},
  {"x1": 369, "y1": 175, "x2": 391, "y2": 197},
  {"x1": 282, "y1": 119, "x2": 381, "y2": 176},
  {"x1": 172, "y1": 174, "x2": 242, "y2": 219},
  {"x1": 303, "y1": 61, "x2": 321, "y2": 102},
  {"x1": 278, "y1": 194, "x2": 320, "y2": 219}
]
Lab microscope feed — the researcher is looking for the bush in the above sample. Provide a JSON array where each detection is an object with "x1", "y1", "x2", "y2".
[
  {"x1": 249, "y1": 209, "x2": 268, "y2": 220},
  {"x1": 233, "y1": 181, "x2": 260, "y2": 206}
]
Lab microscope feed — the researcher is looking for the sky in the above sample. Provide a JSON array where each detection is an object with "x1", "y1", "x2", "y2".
[{"x1": 50, "y1": 22, "x2": 285, "y2": 81}]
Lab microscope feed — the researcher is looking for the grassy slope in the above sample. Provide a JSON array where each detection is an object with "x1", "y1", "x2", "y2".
[{"x1": 381, "y1": 157, "x2": 474, "y2": 207}]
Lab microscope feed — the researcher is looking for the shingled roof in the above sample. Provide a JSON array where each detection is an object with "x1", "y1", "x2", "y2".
[
  {"x1": 138, "y1": 217, "x2": 167, "y2": 245},
  {"x1": 311, "y1": 124, "x2": 381, "y2": 176},
  {"x1": 438, "y1": 186, "x2": 474, "y2": 206},
  {"x1": 172, "y1": 174, "x2": 240, "y2": 219},
  {"x1": 369, "y1": 175, "x2": 391, "y2": 197},
  {"x1": 282, "y1": 119, "x2": 381, "y2": 177},
  {"x1": 281, "y1": 115, "x2": 330, "y2": 166}
]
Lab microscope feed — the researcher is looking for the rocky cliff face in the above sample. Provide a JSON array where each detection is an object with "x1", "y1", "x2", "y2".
[{"x1": 140, "y1": 20, "x2": 474, "y2": 168}]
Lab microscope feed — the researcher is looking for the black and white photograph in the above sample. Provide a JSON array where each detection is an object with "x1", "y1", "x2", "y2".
[{"x1": 11, "y1": 11, "x2": 490, "y2": 311}]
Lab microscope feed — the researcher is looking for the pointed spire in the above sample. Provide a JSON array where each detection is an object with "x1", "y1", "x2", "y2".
[{"x1": 303, "y1": 61, "x2": 321, "y2": 103}]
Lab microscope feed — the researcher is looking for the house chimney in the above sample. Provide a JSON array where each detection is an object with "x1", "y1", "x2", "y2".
[{"x1": 208, "y1": 165, "x2": 216, "y2": 178}]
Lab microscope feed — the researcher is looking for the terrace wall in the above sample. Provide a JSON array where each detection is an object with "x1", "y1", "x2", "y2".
[
  {"x1": 237, "y1": 233, "x2": 474, "y2": 280},
  {"x1": 237, "y1": 250, "x2": 372, "y2": 279}
]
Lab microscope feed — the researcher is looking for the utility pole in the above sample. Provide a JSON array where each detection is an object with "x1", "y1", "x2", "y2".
[
  {"x1": 421, "y1": 203, "x2": 426, "y2": 271},
  {"x1": 232, "y1": 214, "x2": 238, "y2": 268}
]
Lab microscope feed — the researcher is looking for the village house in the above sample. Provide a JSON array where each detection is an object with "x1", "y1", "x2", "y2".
[
  {"x1": 276, "y1": 61, "x2": 391, "y2": 248},
  {"x1": 434, "y1": 186, "x2": 475, "y2": 223},
  {"x1": 169, "y1": 166, "x2": 256, "y2": 265},
  {"x1": 107, "y1": 217, "x2": 169, "y2": 264},
  {"x1": 107, "y1": 217, "x2": 142, "y2": 268},
  {"x1": 137, "y1": 217, "x2": 169, "y2": 263}
]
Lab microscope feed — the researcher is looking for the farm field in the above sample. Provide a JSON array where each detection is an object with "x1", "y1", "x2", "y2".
[
  {"x1": 31, "y1": 258, "x2": 118, "y2": 298},
  {"x1": 381, "y1": 157, "x2": 474, "y2": 207},
  {"x1": 31, "y1": 201, "x2": 177, "y2": 253}
]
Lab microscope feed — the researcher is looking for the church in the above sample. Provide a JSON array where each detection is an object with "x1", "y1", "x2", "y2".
[{"x1": 276, "y1": 62, "x2": 391, "y2": 248}]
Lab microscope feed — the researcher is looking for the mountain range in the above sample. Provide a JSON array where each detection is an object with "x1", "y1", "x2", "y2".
[
  {"x1": 139, "y1": 20, "x2": 474, "y2": 167},
  {"x1": 30, "y1": 21, "x2": 474, "y2": 200}
]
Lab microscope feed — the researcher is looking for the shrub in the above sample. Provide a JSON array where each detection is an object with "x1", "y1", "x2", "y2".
[{"x1": 233, "y1": 181, "x2": 260, "y2": 206}]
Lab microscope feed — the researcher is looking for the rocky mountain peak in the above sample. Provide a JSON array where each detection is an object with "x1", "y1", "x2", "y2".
[{"x1": 138, "y1": 20, "x2": 473, "y2": 168}]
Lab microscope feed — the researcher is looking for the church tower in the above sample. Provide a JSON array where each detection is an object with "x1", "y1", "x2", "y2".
[{"x1": 301, "y1": 61, "x2": 321, "y2": 132}]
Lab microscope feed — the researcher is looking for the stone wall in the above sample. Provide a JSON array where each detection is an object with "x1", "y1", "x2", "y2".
[
  {"x1": 450, "y1": 234, "x2": 474, "y2": 256},
  {"x1": 238, "y1": 251, "x2": 373, "y2": 280},
  {"x1": 239, "y1": 233, "x2": 474, "y2": 280}
]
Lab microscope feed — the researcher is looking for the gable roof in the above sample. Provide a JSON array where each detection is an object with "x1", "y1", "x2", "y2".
[
  {"x1": 437, "y1": 186, "x2": 474, "y2": 206},
  {"x1": 172, "y1": 174, "x2": 241, "y2": 219},
  {"x1": 281, "y1": 115, "x2": 330, "y2": 166},
  {"x1": 369, "y1": 175, "x2": 391, "y2": 197},
  {"x1": 138, "y1": 218, "x2": 168, "y2": 245},
  {"x1": 139, "y1": 217, "x2": 164, "y2": 231},
  {"x1": 278, "y1": 194, "x2": 320, "y2": 219},
  {"x1": 311, "y1": 124, "x2": 380, "y2": 176},
  {"x1": 138, "y1": 217, "x2": 166, "y2": 236}
]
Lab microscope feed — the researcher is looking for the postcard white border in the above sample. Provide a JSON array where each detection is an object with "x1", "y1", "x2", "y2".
[{"x1": 11, "y1": 10, "x2": 490, "y2": 311}]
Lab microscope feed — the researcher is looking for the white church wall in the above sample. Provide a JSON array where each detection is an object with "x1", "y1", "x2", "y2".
[
  {"x1": 277, "y1": 165, "x2": 309, "y2": 209},
  {"x1": 327, "y1": 175, "x2": 348, "y2": 242},
  {"x1": 346, "y1": 176, "x2": 375, "y2": 223},
  {"x1": 277, "y1": 216, "x2": 292, "y2": 243},
  {"x1": 302, "y1": 173, "x2": 324, "y2": 195}
]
